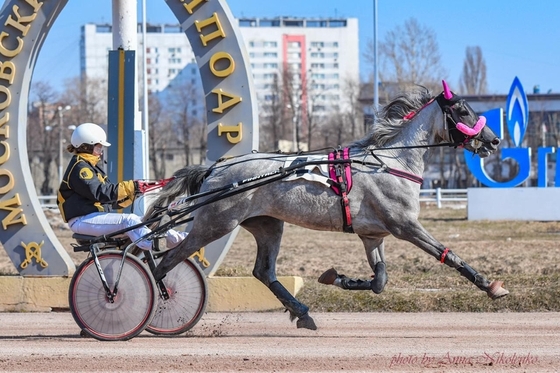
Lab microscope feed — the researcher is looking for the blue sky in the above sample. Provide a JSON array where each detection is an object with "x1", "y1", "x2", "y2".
[{"x1": 34, "y1": 0, "x2": 560, "y2": 95}]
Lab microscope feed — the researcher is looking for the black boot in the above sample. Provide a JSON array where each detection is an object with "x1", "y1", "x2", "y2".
[{"x1": 371, "y1": 261, "x2": 388, "y2": 294}]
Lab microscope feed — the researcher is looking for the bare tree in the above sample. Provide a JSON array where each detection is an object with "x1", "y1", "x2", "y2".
[
  {"x1": 61, "y1": 76, "x2": 107, "y2": 125},
  {"x1": 147, "y1": 94, "x2": 174, "y2": 179},
  {"x1": 282, "y1": 66, "x2": 303, "y2": 151},
  {"x1": 459, "y1": 46, "x2": 488, "y2": 95},
  {"x1": 342, "y1": 76, "x2": 364, "y2": 140},
  {"x1": 27, "y1": 81, "x2": 60, "y2": 195},
  {"x1": 366, "y1": 18, "x2": 447, "y2": 93},
  {"x1": 259, "y1": 73, "x2": 286, "y2": 151},
  {"x1": 165, "y1": 80, "x2": 203, "y2": 166}
]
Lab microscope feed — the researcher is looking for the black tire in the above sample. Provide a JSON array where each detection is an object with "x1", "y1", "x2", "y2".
[
  {"x1": 146, "y1": 258, "x2": 208, "y2": 335},
  {"x1": 68, "y1": 250, "x2": 157, "y2": 341}
]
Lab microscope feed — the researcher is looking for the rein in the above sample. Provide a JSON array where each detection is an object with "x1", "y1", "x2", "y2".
[{"x1": 368, "y1": 152, "x2": 423, "y2": 185}]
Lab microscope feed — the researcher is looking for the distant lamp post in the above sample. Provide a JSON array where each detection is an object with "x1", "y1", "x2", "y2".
[{"x1": 57, "y1": 105, "x2": 71, "y2": 181}]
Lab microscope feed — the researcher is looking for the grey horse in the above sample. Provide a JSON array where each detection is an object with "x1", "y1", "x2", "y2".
[{"x1": 148, "y1": 81, "x2": 508, "y2": 330}]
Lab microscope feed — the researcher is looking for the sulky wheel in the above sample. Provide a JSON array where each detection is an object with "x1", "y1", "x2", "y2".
[{"x1": 68, "y1": 250, "x2": 157, "y2": 341}]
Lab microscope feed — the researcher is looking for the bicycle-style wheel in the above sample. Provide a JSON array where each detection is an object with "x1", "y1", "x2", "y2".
[
  {"x1": 146, "y1": 258, "x2": 208, "y2": 335},
  {"x1": 69, "y1": 250, "x2": 157, "y2": 341}
]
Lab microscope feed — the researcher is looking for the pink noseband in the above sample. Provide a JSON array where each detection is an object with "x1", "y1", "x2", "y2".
[{"x1": 456, "y1": 116, "x2": 486, "y2": 136}]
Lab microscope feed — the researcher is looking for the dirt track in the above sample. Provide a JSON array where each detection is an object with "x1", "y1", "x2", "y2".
[{"x1": 0, "y1": 311, "x2": 558, "y2": 372}]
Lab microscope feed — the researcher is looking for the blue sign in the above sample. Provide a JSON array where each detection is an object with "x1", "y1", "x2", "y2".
[{"x1": 465, "y1": 77, "x2": 557, "y2": 188}]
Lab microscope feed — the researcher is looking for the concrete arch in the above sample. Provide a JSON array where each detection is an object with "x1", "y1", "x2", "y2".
[{"x1": 0, "y1": 0, "x2": 257, "y2": 276}]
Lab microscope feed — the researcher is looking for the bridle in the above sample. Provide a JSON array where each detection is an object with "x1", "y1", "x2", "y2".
[{"x1": 434, "y1": 81, "x2": 489, "y2": 152}]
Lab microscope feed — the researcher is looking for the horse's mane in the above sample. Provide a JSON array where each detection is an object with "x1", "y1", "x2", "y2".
[{"x1": 352, "y1": 87, "x2": 433, "y2": 149}]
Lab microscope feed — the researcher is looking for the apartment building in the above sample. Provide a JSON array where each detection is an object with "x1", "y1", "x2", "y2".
[
  {"x1": 238, "y1": 17, "x2": 359, "y2": 115},
  {"x1": 80, "y1": 17, "x2": 359, "y2": 110}
]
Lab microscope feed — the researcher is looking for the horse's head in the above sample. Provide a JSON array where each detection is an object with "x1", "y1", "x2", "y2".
[{"x1": 435, "y1": 80, "x2": 500, "y2": 158}]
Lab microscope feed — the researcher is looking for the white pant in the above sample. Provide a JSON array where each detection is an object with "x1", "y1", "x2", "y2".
[{"x1": 68, "y1": 212, "x2": 187, "y2": 250}]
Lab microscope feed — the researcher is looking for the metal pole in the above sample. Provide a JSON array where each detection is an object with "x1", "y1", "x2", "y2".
[
  {"x1": 142, "y1": 0, "x2": 149, "y2": 177},
  {"x1": 373, "y1": 0, "x2": 379, "y2": 111},
  {"x1": 58, "y1": 111, "x2": 63, "y2": 182},
  {"x1": 57, "y1": 105, "x2": 71, "y2": 181},
  {"x1": 292, "y1": 103, "x2": 299, "y2": 152}
]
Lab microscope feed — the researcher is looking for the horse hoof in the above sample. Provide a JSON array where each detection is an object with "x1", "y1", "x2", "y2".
[
  {"x1": 318, "y1": 268, "x2": 338, "y2": 285},
  {"x1": 371, "y1": 262, "x2": 388, "y2": 294},
  {"x1": 296, "y1": 314, "x2": 317, "y2": 330},
  {"x1": 487, "y1": 280, "x2": 509, "y2": 300}
]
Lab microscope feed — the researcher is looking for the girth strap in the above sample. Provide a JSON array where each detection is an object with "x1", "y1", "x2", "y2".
[{"x1": 329, "y1": 148, "x2": 354, "y2": 233}]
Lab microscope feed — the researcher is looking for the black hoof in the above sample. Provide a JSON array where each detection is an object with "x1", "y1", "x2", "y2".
[
  {"x1": 296, "y1": 314, "x2": 317, "y2": 330},
  {"x1": 371, "y1": 262, "x2": 388, "y2": 294},
  {"x1": 318, "y1": 267, "x2": 338, "y2": 285}
]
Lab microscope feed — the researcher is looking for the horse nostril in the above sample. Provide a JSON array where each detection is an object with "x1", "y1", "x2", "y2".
[{"x1": 492, "y1": 138, "x2": 500, "y2": 146}]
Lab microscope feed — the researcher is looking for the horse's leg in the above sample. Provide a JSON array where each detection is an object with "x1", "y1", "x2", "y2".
[
  {"x1": 391, "y1": 219, "x2": 509, "y2": 299},
  {"x1": 152, "y1": 217, "x2": 238, "y2": 281},
  {"x1": 367, "y1": 239, "x2": 388, "y2": 294},
  {"x1": 241, "y1": 216, "x2": 317, "y2": 331},
  {"x1": 317, "y1": 237, "x2": 388, "y2": 294}
]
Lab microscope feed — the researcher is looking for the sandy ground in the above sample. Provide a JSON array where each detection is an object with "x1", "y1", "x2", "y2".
[
  {"x1": 0, "y1": 311, "x2": 558, "y2": 372},
  {"x1": 1, "y1": 208, "x2": 560, "y2": 372}
]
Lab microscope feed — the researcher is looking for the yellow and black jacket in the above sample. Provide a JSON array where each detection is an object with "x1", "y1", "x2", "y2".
[{"x1": 57, "y1": 153, "x2": 136, "y2": 222}]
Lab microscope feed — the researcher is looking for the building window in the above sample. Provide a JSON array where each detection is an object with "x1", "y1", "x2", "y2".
[
  {"x1": 239, "y1": 19, "x2": 256, "y2": 27},
  {"x1": 307, "y1": 20, "x2": 328, "y2": 28},
  {"x1": 260, "y1": 19, "x2": 280, "y2": 27},
  {"x1": 164, "y1": 25, "x2": 182, "y2": 33},
  {"x1": 284, "y1": 20, "x2": 304, "y2": 27},
  {"x1": 288, "y1": 41, "x2": 301, "y2": 48},
  {"x1": 329, "y1": 20, "x2": 347, "y2": 28},
  {"x1": 96, "y1": 25, "x2": 111, "y2": 33},
  {"x1": 263, "y1": 41, "x2": 277, "y2": 47}
]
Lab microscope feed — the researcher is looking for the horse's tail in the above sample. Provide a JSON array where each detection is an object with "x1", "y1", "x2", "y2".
[{"x1": 145, "y1": 165, "x2": 209, "y2": 218}]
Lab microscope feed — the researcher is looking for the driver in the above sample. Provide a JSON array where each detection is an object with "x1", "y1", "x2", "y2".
[{"x1": 57, "y1": 122, "x2": 187, "y2": 250}]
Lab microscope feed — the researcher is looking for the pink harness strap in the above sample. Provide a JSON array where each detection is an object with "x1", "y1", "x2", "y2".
[
  {"x1": 329, "y1": 148, "x2": 353, "y2": 195},
  {"x1": 329, "y1": 148, "x2": 354, "y2": 233}
]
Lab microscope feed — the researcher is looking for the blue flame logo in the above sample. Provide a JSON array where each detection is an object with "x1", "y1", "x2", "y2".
[{"x1": 506, "y1": 76, "x2": 529, "y2": 147}]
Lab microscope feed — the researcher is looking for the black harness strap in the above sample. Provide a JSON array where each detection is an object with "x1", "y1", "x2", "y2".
[{"x1": 332, "y1": 149, "x2": 354, "y2": 234}]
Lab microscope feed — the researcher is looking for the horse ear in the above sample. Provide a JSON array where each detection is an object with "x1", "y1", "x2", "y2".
[{"x1": 442, "y1": 80, "x2": 453, "y2": 100}]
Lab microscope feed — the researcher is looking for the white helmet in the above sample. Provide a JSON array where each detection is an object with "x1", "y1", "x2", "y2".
[{"x1": 71, "y1": 123, "x2": 111, "y2": 147}]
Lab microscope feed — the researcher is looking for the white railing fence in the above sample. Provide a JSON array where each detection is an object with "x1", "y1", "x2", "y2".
[
  {"x1": 419, "y1": 188, "x2": 468, "y2": 208},
  {"x1": 38, "y1": 188, "x2": 468, "y2": 210}
]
